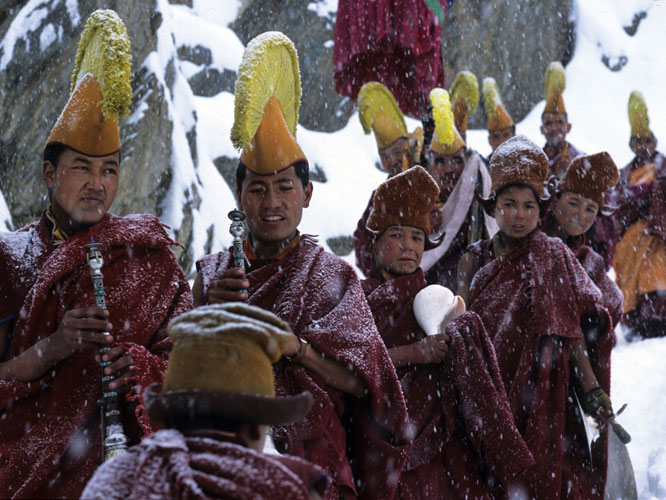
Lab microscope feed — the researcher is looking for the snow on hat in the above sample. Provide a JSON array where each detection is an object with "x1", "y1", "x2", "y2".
[
  {"x1": 450, "y1": 71, "x2": 479, "y2": 135},
  {"x1": 628, "y1": 91, "x2": 652, "y2": 139},
  {"x1": 232, "y1": 31, "x2": 307, "y2": 175},
  {"x1": 559, "y1": 152, "x2": 619, "y2": 207},
  {"x1": 543, "y1": 61, "x2": 566, "y2": 115},
  {"x1": 366, "y1": 165, "x2": 439, "y2": 237},
  {"x1": 144, "y1": 303, "x2": 312, "y2": 426},
  {"x1": 483, "y1": 77, "x2": 514, "y2": 131},
  {"x1": 428, "y1": 88, "x2": 465, "y2": 156},
  {"x1": 485, "y1": 135, "x2": 549, "y2": 201},
  {"x1": 45, "y1": 10, "x2": 132, "y2": 157},
  {"x1": 358, "y1": 81, "x2": 409, "y2": 150}
]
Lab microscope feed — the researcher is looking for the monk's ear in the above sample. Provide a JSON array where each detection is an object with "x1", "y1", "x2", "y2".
[
  {"x1": 43, "y1": 161, "x2": 56, "y2": 189},
  {"x1": 303, "y1": 181, "x2": 313, "y2": 208}
]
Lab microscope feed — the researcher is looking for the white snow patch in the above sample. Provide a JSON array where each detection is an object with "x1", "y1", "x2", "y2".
[
  {"x1": 39, "y1": 23, "x2": 57, "y2": 52},
  {"x1": 65, "y1": 0, "x2": 80, "y2": 27},
  {"x1": 0, "y1": 189, "x2": 12, "y2": 231},
  {"x1": 307, "y1": 0, "x2": 338, "y2": 18},
  {"x1": 0, "y1": 1, "x2": 50, "y2": 70}
]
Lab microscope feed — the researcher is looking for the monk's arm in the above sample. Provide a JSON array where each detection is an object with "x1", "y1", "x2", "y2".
[
  {"x1": 388, "y1": 333, "x2": 449, "y2": 367},
  {"x1": 0, "y1": 307, "x2": 112, "y2": 382},
  {"x1": 290, "y1": 341, "x2": 366, "y2": 398},
  {"x1": 192, "y1": 273, "x2": 204, "y2": 307},
  {"x1": 571, "y1": 336, "x2": 612, "y2": 419},
  {"x1": 457, "y1": 251, "x2": 474, "y2": 306}
]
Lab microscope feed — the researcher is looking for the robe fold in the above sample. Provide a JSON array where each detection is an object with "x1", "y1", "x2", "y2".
[
  {"x1": 81, "y1": 429, "x2": 329, "y2": 500},
  {"x1": 353, "y1": 192, "x2": 377, "y2": 278},
  {"x1": 363, "y1": 270, "x2": 533, "y2": 499},
  {"x1": 0, "y1": 212, "x2": 192, "y2": 498},
  {"x1": 197, "y1": 236, "x2": 411, "y2": 500},
  {"x1": 468, "y1": 230, "x2": 613, "y2": 500}
]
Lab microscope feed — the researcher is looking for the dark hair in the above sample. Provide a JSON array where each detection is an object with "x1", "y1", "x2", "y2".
[
  {"x1": 236, "y1": 161, "x2": 309, "y2": 193},
  {"x1": 43, "y1": 143, "x2": 122, "y2": 167},
  {"x1": 483, "y1": 183, "x2": 546, "y2": 216}
]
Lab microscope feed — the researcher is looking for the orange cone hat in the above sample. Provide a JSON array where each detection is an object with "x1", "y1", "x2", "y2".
[
  {"x1": 428, "y1": 88, "x2": 465, "y2": 156},
  {"x1": 544, "y1": 62, "x2": 566, "y2": 114},
  {"x1": 358, "y1": 82, "x2": 408, "y2": 150},
  {"x1": 232, "y1": 32, "x2": 307, "y2": 175},
  {"x1": 45, "y1": 10, "x2": 132, "y2": 157},
  {"x1": 450, "y1": 71, "x2": 479, "y2": 136},
  {"x1": 483, "y1": 77, "x2": 514, "y2": 131}
]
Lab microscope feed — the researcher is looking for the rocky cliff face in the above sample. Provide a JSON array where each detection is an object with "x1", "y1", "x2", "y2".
[{"x1": 0, "y1": 0, "x2": 574, "y2": 274}]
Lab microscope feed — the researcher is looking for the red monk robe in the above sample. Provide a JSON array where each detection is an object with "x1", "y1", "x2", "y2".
[
  {"x1": 82, "y1": 429, "x2": 329, "y2": 500},
  {"x1": 196, "y1": 235, "x2": 411, "y2": 500},
  {"x1": 0, "y1": 212, "x2": 192, "y2": 498},
  {"x1": 363, "y1": 269, "x2": 533, "y2": 499},
  {"x1": 353, "y1": 192, "x2": 376, "y2": 277},
  {"x1": 468, "y1": 230, "x2": 614, "y2": 500}
]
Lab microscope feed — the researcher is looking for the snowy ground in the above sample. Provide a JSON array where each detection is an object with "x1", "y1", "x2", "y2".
[{"x1": 1, "y1": 0, "x2": 665, "y2": 497}]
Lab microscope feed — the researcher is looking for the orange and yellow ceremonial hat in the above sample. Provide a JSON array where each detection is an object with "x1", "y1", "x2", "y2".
[
  {"x1": 483, "y1": 77, "x2": 514, "y2": 131},
  {"x1": 450, "y1": 71, "x2": 479, "y2": 136},
  {"x1": 45, "y1": 10, "x2": 132, "y2": 157},
  {"x1": 628, "y1": 91, "x2": 652, "y2": 139},
  {"x1": 231, "y1": 32, "x2": 307, "y2": 175},
  {"x1": 543, "y1": 61, "x2": 566, "y2": 114},
  {"x1": 428, "y1": 88, "x2": 465, "y2": 156},
  {"x1": 358, "y1": 82, "x2": 408, "y2": 150}
]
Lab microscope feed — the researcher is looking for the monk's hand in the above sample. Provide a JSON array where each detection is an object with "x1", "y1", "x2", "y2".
[
  {"x1": 580, "y1": 387, "x2": 613, "y2": 428},
  {"x1": 51, "y1": 307, "x2": 113, "y2": 357},
  {"x1": 94, "y1": 346, "x2": 135, "y2": 394},
  {"x1": 411, "y1": 333, "x2": 450, "y2": 364},
  {"x1": 207, "y1": 268, "x2": 250, "y2": 304}
]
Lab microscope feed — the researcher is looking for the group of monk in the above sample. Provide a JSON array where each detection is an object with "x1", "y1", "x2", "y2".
[{"x1": 0, "y1": 8, "x2": 660, "y2": 500}]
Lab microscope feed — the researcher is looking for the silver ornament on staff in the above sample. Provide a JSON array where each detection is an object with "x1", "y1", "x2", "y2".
[
  {"x1": 228, "y1": 209, "x2": 250, "y2": 294},
  {"x1": 85, "y1": 239, "x2": 128, "y2": 462}
]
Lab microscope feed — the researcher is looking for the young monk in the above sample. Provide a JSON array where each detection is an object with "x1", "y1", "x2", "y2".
[
  {"x1": 362, "y1": 165, "x2": 533, "y2": 499},
  {"x1": 458, "y1": 135, "x2": 618, "y2": 499}
]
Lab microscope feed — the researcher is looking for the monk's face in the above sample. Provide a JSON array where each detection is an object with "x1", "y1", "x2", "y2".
[
  {"x1": 374, "y1": 225, "x2": 425, "y2": 277},
  {"x1": 488, "y1": 127, "x2": 515, "y2": 152},
  {"x1": 629, "y1": 135, "x2": 657, "y2": 161},
  {"x1": 493, "y1": 185, "x2": 540, "y2": 239},
  {"x1": 553, "y1": 191, "x2": 599, "y2": 237},
  {"x1": 379, "y1": 137, "x2": 410, "y2": 177},
  {"x1": 426, "y1": 147, "x2": 466, "y2": 202},
  {"x1": 43, "y1": 148, "x2": 119, "y2": 230},
  {"x1": 540, "y1": 112, "x2": 571, "y2": 147},
  {"x1": 238, "y1": 166, "x2": 313, "y2": 249}
]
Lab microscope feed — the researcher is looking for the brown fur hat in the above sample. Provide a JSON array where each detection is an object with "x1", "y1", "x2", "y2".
[
  {"x1": 366, "y1": 166, "x2": 439, "y2": 237},
  {"x1": 558, "y1": 152, "x2": 619, "y2": 207},
  {"x1": 144, "y1": 303, "x2": 312, "y2": 426},
  {"x1": 480, "y1": 135, "x2": 550, "y2": 211}
]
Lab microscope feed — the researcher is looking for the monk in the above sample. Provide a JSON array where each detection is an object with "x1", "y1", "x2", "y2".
[
  {"x1": 612, "y1": 91, "x2": 666, "y2": 339},
  {"x1": 352, "y1": 81, "x2": 422, "y2": 276},
  {"x1": 482, "y1": 77, "x2": 515, "y2": 158},
  {"x1": 420, "y1": 88, "x2": 497, "y2": 293},
  {"x1": 82, "y1": 303, "x2": 329, "y2": 500},
  {"x1": 0, "y1": 11, "x2": 192, "y2": 498},
  {"x1": 361, "y1": 166, "x2": 533, "y2": 499},
  {"x1": 192, "y1": 32, "x2": 410, "y2": 500},
  {"x1": 459, "y1": 136, "x2": 617, "y2": 499}
]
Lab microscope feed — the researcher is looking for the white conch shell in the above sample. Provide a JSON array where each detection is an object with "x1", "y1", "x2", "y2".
[{"x1": 413, "y1": 285, "x2": 455, "y2": 336}]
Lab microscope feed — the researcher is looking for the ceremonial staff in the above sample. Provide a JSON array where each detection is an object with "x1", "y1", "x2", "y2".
[
  {"x1": 85, "y1": 239, "x2": 128, "y2": 461},
  {"x1": 228, "y1": 209, "x2": 250, "y2": 294}
]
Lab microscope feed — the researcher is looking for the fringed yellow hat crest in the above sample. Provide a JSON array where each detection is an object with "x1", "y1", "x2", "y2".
[
  {"x1": 628, "y1": 91, "x2": 651, "y2": 139},
  {"x1": 358, "y1": 82, "x2": 408, "y2": 150},
  {"x1": 483, "y1": 77, "x2": 514, "y2": 131},
  {"x1": 544, "y1": 61, "x2": 566, "y2": 114},
  {"x1": 450, "y1": 71, "x2": 479, "y2": 135},
  {"x1": 409, "y1": 126, "x2": 424, "y2": 165},
  {"x1": 428, "y1": 88, "x2": 465, "y2": 156},
  {"x1": 232, "y1": 31, "x2": 306, "y2": 175},
  {"x1": 46, "y1": 9, "x2": 132, "y2": 157}
]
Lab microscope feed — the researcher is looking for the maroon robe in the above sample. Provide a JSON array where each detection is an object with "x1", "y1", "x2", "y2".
[
  {"x1": 0, "y1": 213, "x2": 192, "y2": 498},
  {"x1": 363, "y1": 269, "x2": 533, "y2": 499},
  {"x1": 544, "y1": 141, "x2": 585, "y2": 179},
  {"x1": 196, "y1": 237, "x2": 411, "y2": 500},
  {"x1": 468, "y1": 230, "x2": 614, "y2": 500},
  {"x1": 353, "y1": 191, "x2": 377, "y2": 277},
  {"x1": 81, "y1": 429, "x2": 329, "y2": 499}
]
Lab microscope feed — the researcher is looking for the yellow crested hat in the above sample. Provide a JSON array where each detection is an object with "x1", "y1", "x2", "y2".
[
  {"x1": 483, "y1": 77, "x2": 514, "y2": 131},
  {"x1": 450, "y1": 71, "x2": 479, "y2": 135},
  {"x1": 628, "y1": 91, "x2": 652, "y2": 139},
  {"x1": 358, "y1": 82, "x2": 408, "y2": 150},
  {"x1": 428, "y1": 88, "x2": 465, "y2": 156},
  {"x1": 544, "y1": 61, "x2": 566, "y2": 114},
  {"x1": 231, "y1": 32, "x2": 307, "y2": 175},
  {"x1": 45, "y1": 10, "x2": 132, "y2": 157}
]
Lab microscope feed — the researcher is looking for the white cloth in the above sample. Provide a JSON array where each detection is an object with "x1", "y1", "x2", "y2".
[{"x1": 421, "y1": 152, "x2": 498, "y2": 272}]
